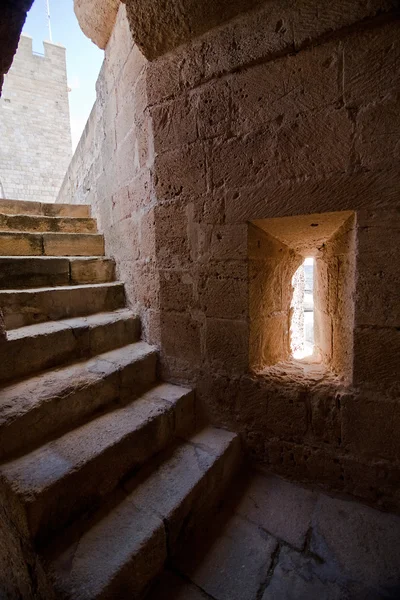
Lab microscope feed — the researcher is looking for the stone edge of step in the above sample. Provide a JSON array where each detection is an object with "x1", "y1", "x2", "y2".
[
  {"x1": 0, "y1": 341, "x2": 157, "y2": 460},
  {"x1": 47, "y1": 426, "x2": 239, "y2": 600},
  {"x1": 0, "y1": 382, "x2": 195, "y2": 546}
]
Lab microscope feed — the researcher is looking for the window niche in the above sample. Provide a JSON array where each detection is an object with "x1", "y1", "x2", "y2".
[{"x1": 248, "y1": 211, "x2": 356, "y2": 383}]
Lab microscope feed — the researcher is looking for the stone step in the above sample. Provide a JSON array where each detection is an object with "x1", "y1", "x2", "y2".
[
  {"x1": 0, "y1": 383, "x2": 195, "y2": 546},
  {"x1": 0, "y1": 231, "x2": 104, "y2": 257},
  {"x1": 0, "y1": 342, "x2": 158, "y2": 461},
  {"x1": 0, "y1": 256, "x2": 115, "y2": 289},
  {"x1": 0, "y1": 282, "x2": 125, "y2": 329},
  {"x1": 46, "y1": 428, "x2": 240, "y2": 600},
  {"x1": 0, "y1": 309, "x2": 140, "y2": 383},
  {"x1": 0, "y1": 199, "x2": 90, "y2": 218},
  {"x1": 0, "y1": 214, "x2": 97, "y2": 234}
]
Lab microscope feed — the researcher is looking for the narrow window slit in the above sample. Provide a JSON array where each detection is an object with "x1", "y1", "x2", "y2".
[{"x1": 290, "y1": 257, "x2": 314, "y2": 359}]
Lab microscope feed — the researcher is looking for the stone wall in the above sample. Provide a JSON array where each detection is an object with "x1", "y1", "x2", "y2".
[
  {"x1": 58, "y1": 7, "x2": 154, "y2": 333},
  {"x1": 58, "y1": 1, "x2": 400, "y2": 511},
  {"x1": 0, "y1": 34, "x2": 72, "y2": 202}
]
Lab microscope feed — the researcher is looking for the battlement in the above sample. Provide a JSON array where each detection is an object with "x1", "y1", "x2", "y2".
[{"x1": 17, "y1": 34, "x2": 66, "y2": 58}]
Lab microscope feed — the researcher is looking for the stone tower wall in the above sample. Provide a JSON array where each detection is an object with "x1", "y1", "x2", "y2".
[
  {"x1": 58, "y1": 2, "x2": 400, "y2": 512},
  {"x1": 0, "y1": 34, "x2": 72, "y2": 202}
]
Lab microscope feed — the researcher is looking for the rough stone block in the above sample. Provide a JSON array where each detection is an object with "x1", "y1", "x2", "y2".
[
  {"x1": 205, "y1": 318, "x2": 248, "y2": 373},
  {"x1": 159, "y1": 270, "x2": 194, "y2": 312},
  {"x1": 139, "y1": 210, "x2": 156, "y2": 261},
  {"x1": 344, "y1": 21, "x2": 400, "y2": 108},
  {"x1": 355, "y1": 251, "x2": 400, "y2": 328},
  {"x1": 342, "y1": 395, "x2": 400, "y2": 461},
  {"x1": 194, "y1": 79, "x2": 231, "y2": 139},
  {"x1": 355, "y1": 94, "x2": 400, "y2": 170},
  {"x1": 0, "y1": 257, "x2": 70, "y2": 289},
  {"x1": 43, "y1": 233, "x2": 105, "y2": 257},
  {"x1": 151, "y1": 95, "x2": 198, "y2": 154},
  {"x1": 51, "y1": 496, "x2": 167, "y2": 600},
  {"x1": 129, "y1": 428, "x2": 238, "y2": 555},
  {"x1": 126, "y1": 262, "x2": 160, "y2": 310},
  {"x1": 160, "y1": 312, "x2": 201, "y2": 369},
  {"x1": 251, "y1": 313, "x2": 289, "y2": 368},
  {"x1": 0, "y1": 384, "x2": 183, "y2": 543},
  {"x1": 114, "y1": 127, "x2": 141, "y2": 188},
  {"x1": 0, "y1": 282, "x2": 125, "y2": 329},
  {"x1": 356, "y1": 208, "x2": 400, "y2": 255},
  {"x1": 155, "y1": 205, "x2": 191, "y2": 268},
  {"x1": 264, "y1": 439, "x2": 342, "y2": 486},
  {"x1": 231, "y1": 41, "x2": 340, "y2": 136},
  {"x1": 0, "y1": 232, "x2": 42, "y2": 256},
  {"x1": 0, "y1": 343, "x2": 155, "y2": 459},
  {"x1": 210, "y1": 133, "x2": 274, "y2": 190},
  {"x1": 105, "y1": 216, "x2": 140, "y2": 261},
  {"x1": 70, "y1": 258, "x2": 115, "y2": 285},
  {"x1": 146, "y1": 384, "x2": 195, "y2": 437},
  {"x1": 0, "y1": 214, "x2": 97, "y2": 234},
  {"x1": 309, "y1": 389, "x2": 341, "y2": 447},
  {"x1": 199, "y1": 272, "x2": 248, "y2": 319},
  {"x1": 146, "y1": 53, "x2": 181, "y2": 105},
  {"x1": 353, "y1": 326, "x2": 400, "y2": 391},
  {"x1": 154, "y1": 143, "x2": 206, "y2": 200},
  {"x1": 267, "y1": 389, "x2": 308, "y2": 438},
  {"x1": 274, "y1": 107, "x2": 352, "y2": 179},
  {"x1": 208, "y1": 224, "x2": 248, "y2": 261}
]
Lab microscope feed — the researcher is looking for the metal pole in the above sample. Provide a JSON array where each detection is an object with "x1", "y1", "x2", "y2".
[{"x1": 46, "y1": 0, "x2": 53, "y2": 42}]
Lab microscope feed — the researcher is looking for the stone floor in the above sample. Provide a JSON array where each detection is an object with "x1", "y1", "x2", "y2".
[{"x1": 148, "y1": 470, "x2": 400, "y2": 600}]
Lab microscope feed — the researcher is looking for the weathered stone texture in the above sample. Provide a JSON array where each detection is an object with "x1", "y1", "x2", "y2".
[
  {"x1": 74, "y1": 0, "x2": 119, "y2": 49},
  {"x1": 58, "y1": 6, "x2": 156, "y2": 335},
  {"x1": 0, "y1": 35, "x2": 72, "y2": 202},
  {"x1": 122, "y1": 0, "x2": 264, "y2": 61},
  {"x1": 150, "y1": 472, "x2": 400, "y2": 600},
  {"x1": 58, "y1": 0, "x2": 400, "y2": 509}
]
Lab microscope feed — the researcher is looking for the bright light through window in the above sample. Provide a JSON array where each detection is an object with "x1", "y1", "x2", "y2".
[{"x1": 290, "y1": 257, "x2": 314, "y2": 359}]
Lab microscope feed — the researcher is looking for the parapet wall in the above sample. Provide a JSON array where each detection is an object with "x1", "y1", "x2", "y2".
[{"x1": 0, "y1": 34, "x2": 72, "y2": 202}]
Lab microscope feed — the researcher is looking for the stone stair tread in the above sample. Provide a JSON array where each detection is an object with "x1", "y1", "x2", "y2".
[
  {"x1": 0, "y1": 199, "x2": 90, "y2": 218},
  {"x1": 0, "y1": 380, "x2": 180, "y2": 494},
  {"x1": 0, "y1": 341, "x2": 157, "y2": 460},
  {"x1": 6, "y1": 309, "x2": 136, "y2": 341},
  {"x1": 0, "y1": 256, "x2": 115, "y2": 289},
  {"x1": 0, "y1": 341, "x2": 155, "y2": 426},
  {"x1": 0, "y1": 214, "x2": 97, "y2": 234},
  {"x1": 47, "y1": 427, "x2": 238, "y2": 600},
  {"x1": 0, "y1": 281, "x2": 122, "y2": 294},
  {"x1": 0, "y1": 309, "x2": 140, "y2": 385},
  {"x1": 0, "y1": 231, "x2": 105, "y2": 257},
  {"x1": 0, "y1": 281, "x2": 125, "y2": 329},
  {"x1": 0, "y1": 382, "x2": 194, "y2": 544}
]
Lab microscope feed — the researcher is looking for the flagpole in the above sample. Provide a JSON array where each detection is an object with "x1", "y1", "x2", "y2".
[{"x1": 46, "y1": 0, "x2": 53, "y2": 42}]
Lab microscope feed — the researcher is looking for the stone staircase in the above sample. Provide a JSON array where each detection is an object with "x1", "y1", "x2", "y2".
[{"x1": 0, "y1": 199, "x2": 241, "y2": 599}]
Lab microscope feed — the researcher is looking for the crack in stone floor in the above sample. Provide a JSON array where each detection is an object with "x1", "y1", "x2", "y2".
[{"x1": 148, "y1": 469, "x2": 400, "y2": 600}]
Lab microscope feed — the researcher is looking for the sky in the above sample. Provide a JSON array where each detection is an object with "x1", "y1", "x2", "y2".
[{"x1": 23, "y1": 0, "x2": 104, "y2": 150}]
